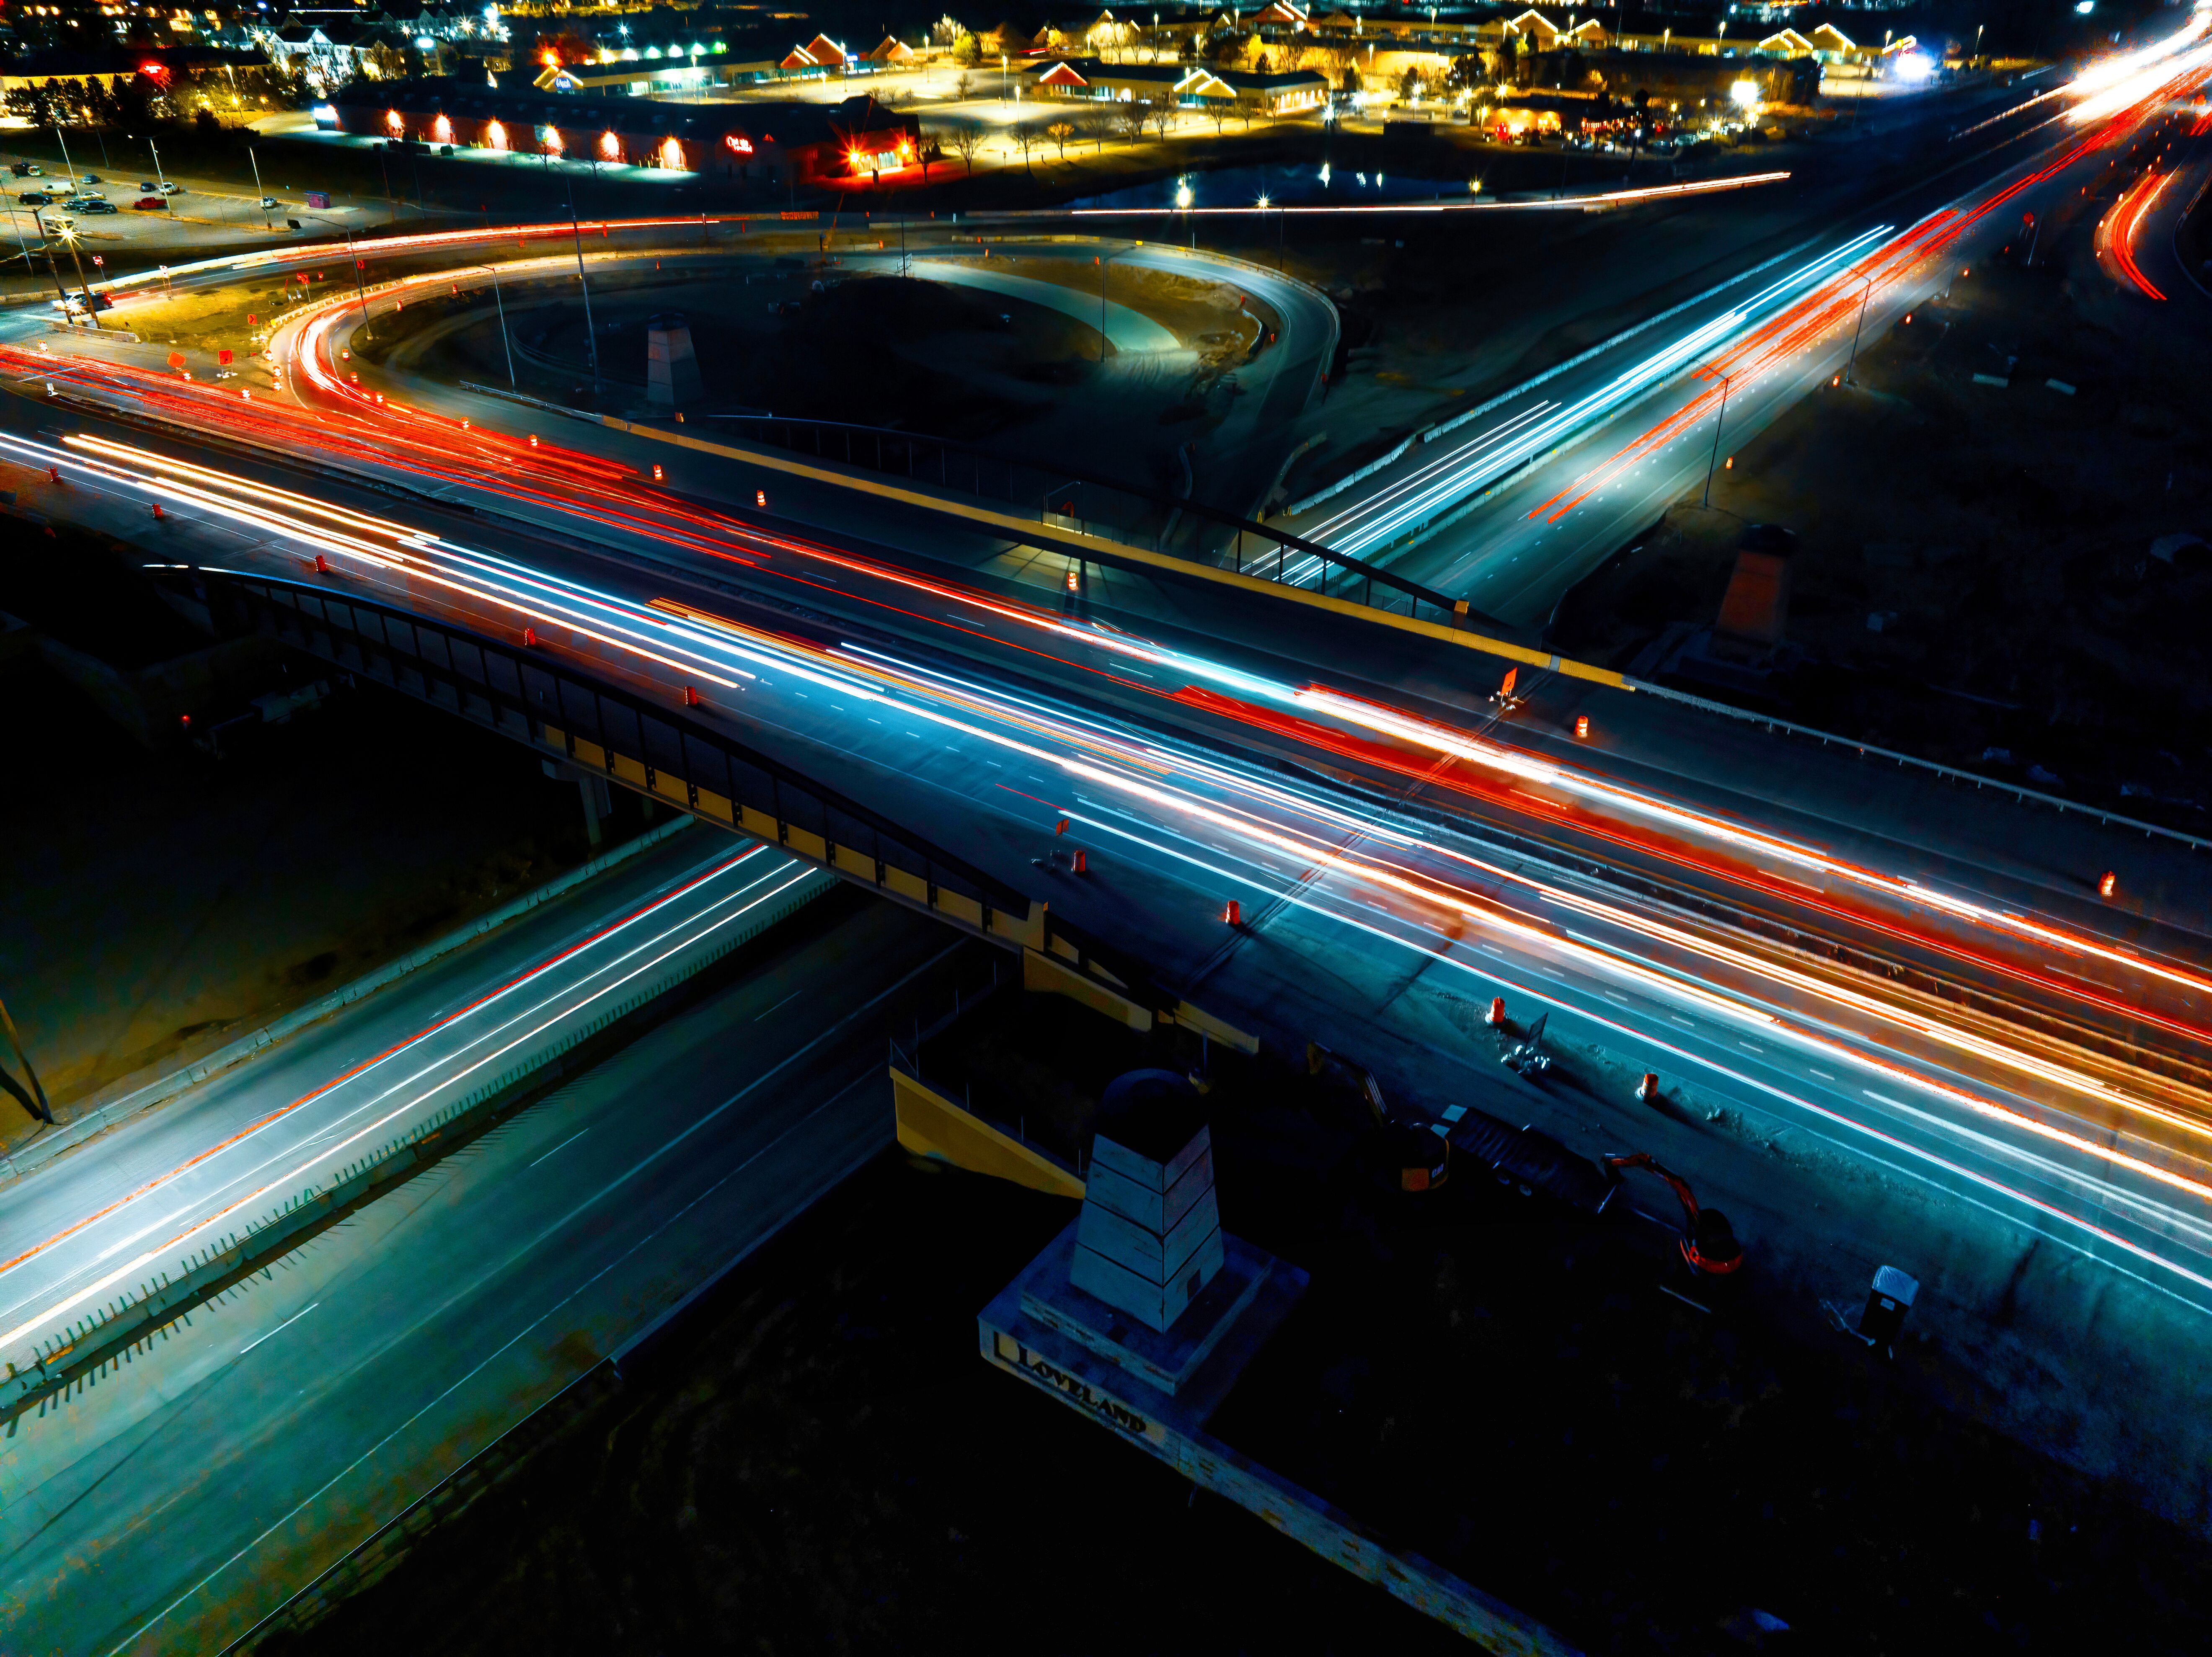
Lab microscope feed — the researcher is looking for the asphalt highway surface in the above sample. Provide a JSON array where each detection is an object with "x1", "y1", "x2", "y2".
[
  {"x1": 0, "y1": 374, "x2": 2206, "y2": 1329},
  {"x1": 4, "y1": 35, "x2": 2212, "y2": 1643},
  {"x1": 0, "y1": 847, "x2": 965, "y2": 1653}
]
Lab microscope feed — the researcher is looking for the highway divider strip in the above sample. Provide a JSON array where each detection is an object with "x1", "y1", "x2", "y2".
[
  {"x1": 0, "y1": 816, "x2": 701, "y2": 1190},
  {"x1": 0, "y1": 859, "x2": 837, "y2": 1421},
  {"x1": 593, "y1": 413, "x2": 1628, "y2": 689}
]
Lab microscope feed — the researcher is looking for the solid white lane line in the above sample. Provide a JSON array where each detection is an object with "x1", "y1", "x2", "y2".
[
  {"x1": 527, "y1": 1129, "x2": 591, "y2": 1169},
  {"x1": 239, "y1": 1302, "x2": 318, "y2": 1356}
]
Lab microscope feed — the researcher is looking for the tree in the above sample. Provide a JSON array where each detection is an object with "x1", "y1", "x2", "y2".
[
  {"x1": 1445, "y1": 54, "x2": 1482, "y2": 94},
  {"x1": 2, "y1": 83, "x2": 53, "y2": 127},
  {"x1": 1113, "y1": 98, "x2": 1148, "y2": 144},
  {"x1": 1311, "y1": 41, "x2": 1357, "y2": 88},
  {"x1": 360, "y1": 41, "x2": 407, "y2": 82},
  {"x1": 954, "y1": 70, "x2": 972, "y2": 99},
  {"x1": 1146, "y1": 94, "x2": 1176, "y2": 142},
  {"x1": 930, "y1": 14, "x2": 965, "y2": 47},
  {"x1": 952, "y1": 31, "x2": 980, "y2": 66},
  {"x1": 1398, "y1": 65, "x2": 1421, "y2": 102},
  {"x1": 942, "y1": 122, "x2": 984, "y2": 172},
  {"x1": 110, "y1": 71, "x2": 153, "y2": 129},
  {"x1": 84, "y1": 75, "x2": 120, "y2": 127},
  {"x1": 1047, "y1": 120, "x2": 1074, "y2": 161},
  {"x1": 1010, "y1": 121, "x2": 1038, "y2": 174}
]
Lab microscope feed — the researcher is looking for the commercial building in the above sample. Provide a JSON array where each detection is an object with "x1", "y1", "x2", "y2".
[
  {"x1": 320, "y1": 79, "x2": 923, "y2": 185},
  {"x1": 1033, "y1": 56, "x2": 1325, "y2": 117}
]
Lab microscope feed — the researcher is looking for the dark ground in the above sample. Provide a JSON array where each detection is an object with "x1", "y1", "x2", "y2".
[
  {"x1": 1550, "y1": 127, "x2": 2212, "y2": 836},
  {"x1": 367, "y1": 264, "x2": 1122, "y2": 439},
  {"x1": 0, "y1": 524, "x2": 639, "y2": 1121},
  {"x1": 280, "y1": 987, "x2": 2212, "y2": 1657}
]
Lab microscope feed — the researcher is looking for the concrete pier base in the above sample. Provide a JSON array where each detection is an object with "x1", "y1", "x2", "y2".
[{"x1": 980, "y1": 1222, "x2": 1581, "y2": 1655}]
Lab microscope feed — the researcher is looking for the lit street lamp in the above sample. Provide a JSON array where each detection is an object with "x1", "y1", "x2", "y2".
[{"x1": 53, "y1": 222, "x2": 97, "y2": 322}]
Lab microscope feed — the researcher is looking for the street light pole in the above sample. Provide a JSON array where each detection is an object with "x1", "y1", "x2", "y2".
[
  {"x1": 566, "y1": 175, "x2": 601, "y2": 382},
  {"x1": 0, "y1": 994, "x2": 53, "y2": 1125},
  {"x1": 248, "y1": 143, "x2": 271, "y2": 229},
  {"x1": 1098, "y1": 247, "x2": 1113, "y2": 361},
  {"x1": 29, "y1": 208, "x2": 70, "y2": 309},
  {"x1": 1844, "y1": 273, "x2": 1873, "y2": 384},
  {"x1": 1703, "y1": 373, "x2": 1732, "y2": 507},
  {"x1": 150, "y1": 137, "x2": 170, "y2": 197},
  {"x1": 490, "y1": 256, "x2": 517, "y2": 385},
  {"x1": 4, "y1": 203, "x2": 32, "y2": 281},
  {"x1": 344, "y1": 226, "x2": 369, "y2": 338}
]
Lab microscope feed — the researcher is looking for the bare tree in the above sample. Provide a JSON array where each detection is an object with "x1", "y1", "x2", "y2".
[
  {"x1": 1114, "y1": 98, "x2": 1149, "y2": 144},
  {"x1": 941, "y1": 122, "x2": 985, "y2": 172},
  {"x1": 1047, "y1": 120, "x2": 1075, "y2": 162},
  {"x1": 1146, "y1": 94, "x2": 1177, "y2": 142},
  {"x1": 1010, "y1": 121, "x2": 1039, "y2": 174}
]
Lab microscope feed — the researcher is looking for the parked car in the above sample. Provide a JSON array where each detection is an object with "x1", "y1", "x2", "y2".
[
  {"x1": 7, "y1": 161, "x2": 37, "y2": 177},
  {"x1": 78, "y1": 199, "x2": 118, "y2": 214},
  {"x1": 133, "y1": 196, "x2": 167, "y2": 210},
  {"x1": 80, "y1": 172, "x2": 101, "y2": 183},
  {"x1": 156, "y1": 180, "x2": 183, "y2": 195},
  {"x1": 16, "y1": 191, "x2": 52, "y2": 205},
  {"x1": 43, "y1": 214, "x2": 75, "y2": 232},
  {"x1": 138, "y1": 180, "x2": 157, "y2": 193},
  {"x1": 65, "y1": 195, "x2": 105, "y2": 210},
  {"x1": 258, "y1": 194, "x2": 278, "y2": 208}
]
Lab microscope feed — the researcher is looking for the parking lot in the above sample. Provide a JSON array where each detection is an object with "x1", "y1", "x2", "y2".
[{"x1": 0, "y1": 149, "x2": 395, "y2": 282}]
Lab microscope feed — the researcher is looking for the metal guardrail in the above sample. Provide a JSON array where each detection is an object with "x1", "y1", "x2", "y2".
[
  {"x1": 708, "y1": 413, "x2": 1476, "y2": 628},
  {"x1": 0, "y1": 816, "x2": 699, "y2": 1190},
  {"x1": 1625, "y1": 676, "x2": 2212, "y2": 854}
]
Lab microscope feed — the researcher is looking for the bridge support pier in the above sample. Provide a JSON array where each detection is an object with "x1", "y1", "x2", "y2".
[{"x1": 543, "y1": 759, "x2": 613, "y2": 846}]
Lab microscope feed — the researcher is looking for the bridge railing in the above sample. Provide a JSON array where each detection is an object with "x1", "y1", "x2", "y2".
[
  {"x1": 708, "y1": 414, "x2": 1471, "y2": 628},
  {"x1": 184, "y1": 570, "x2": 1053, "y2": 945}
]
